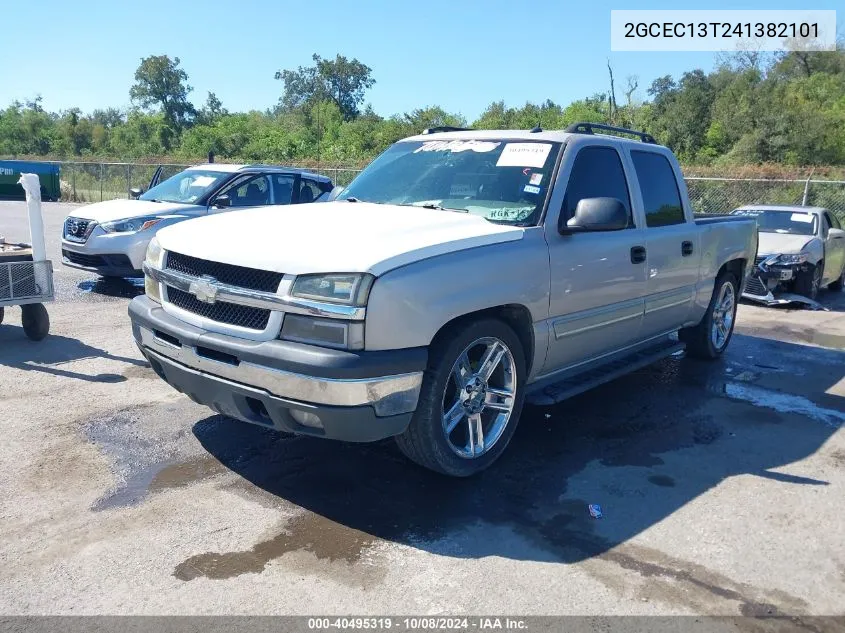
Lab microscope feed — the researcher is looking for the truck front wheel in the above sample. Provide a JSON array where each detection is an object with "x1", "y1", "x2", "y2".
[{"x1": 395, "y1": 319, "x2": 526, "y2": 477}]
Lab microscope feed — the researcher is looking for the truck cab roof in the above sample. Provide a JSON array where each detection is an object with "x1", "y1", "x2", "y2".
[{"x1": 402, "y1": 123, "x2": 668, "y2": 152}]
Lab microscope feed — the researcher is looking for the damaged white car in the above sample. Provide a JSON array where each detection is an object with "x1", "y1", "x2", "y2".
[{"x1": 732, "y1": 205, "x2": 845, "y2": 305}]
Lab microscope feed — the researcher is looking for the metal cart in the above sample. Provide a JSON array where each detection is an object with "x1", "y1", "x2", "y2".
[{"x1": 0, "y1": 173, "x2": 54, "y2": 341}]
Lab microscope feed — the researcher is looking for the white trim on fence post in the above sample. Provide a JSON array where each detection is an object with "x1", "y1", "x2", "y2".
[{"x1": 802, "y1": 168, "x2": 815, "y2": 207}]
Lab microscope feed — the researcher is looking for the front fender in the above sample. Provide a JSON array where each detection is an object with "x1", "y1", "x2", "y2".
[{"x1": 365, "y1": 229, "x2": 550, "y2": 354}]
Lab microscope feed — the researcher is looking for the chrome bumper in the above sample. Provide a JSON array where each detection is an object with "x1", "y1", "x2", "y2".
[{"x1": 136, "y1": 325, "x2": 423, "y2": 417}]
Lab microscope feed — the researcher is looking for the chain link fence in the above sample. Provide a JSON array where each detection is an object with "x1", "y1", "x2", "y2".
[
  {"x1": 685, "y1": 177, "x2": 845, "y2": 221},
  {"x1": 29, "y1": 160, "x2": 845, "y2": 222}
]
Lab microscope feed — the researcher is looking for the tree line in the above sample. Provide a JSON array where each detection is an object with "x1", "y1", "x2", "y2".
[{"x1": 1, "y1": 48, "x2": 843, "y2": 168}]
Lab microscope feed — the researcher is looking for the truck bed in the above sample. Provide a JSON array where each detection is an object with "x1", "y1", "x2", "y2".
[{"x1": 694, "y1": 213, "x2": 754, "y2": 225}]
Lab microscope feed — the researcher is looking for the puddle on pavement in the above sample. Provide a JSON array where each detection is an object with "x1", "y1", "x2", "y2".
[
  {"x1": 78, "y1": 278, "x2": 145, "y2": 299},
  {"x1": 173, "y1": 512, "x2": 376, "y2": 581},
  {"x1": 722, "y1": 382, "x2": 845, "y2": 428},
  {"x1": 93, "y1": 454, "x2": 228, "y2": 511},
  {"x1": 87, "y1": 408, "x2": 232, "y2": 511}
]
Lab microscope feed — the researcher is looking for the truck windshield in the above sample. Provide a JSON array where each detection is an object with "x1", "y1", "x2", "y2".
[
  {"x1": 732, "y1": 209, "x2": 818, "y2": 236},
  {"x1": 342, "y1": 139, "x2": 563, "y2": 225},
  {"x1": 140, "y1": 169, "x2": 231, "y2": 204}
]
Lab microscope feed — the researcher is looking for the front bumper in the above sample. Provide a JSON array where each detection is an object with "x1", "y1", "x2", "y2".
[
  {"x1": 742, "y1": 262, "x2": 802, "y2": 302},
  {"x1": 61, "y1": 227, "x2": 150, "y2": 276},
  {"x1": 128, "y1": 296, "x2": 426, "y2": 442}
]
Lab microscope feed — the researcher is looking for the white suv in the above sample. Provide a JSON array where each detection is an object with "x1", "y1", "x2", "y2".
[{"x1": 62, "y1": 164, "x2": 332, "y2": 278}]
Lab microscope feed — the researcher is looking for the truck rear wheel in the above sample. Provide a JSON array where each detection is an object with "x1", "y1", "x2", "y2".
[
  {"x1": 395, "y1": 319, "x2": 526, "y2": 477},
  {"x1": 679, "y1": 271, "x2": 738, "y2": 360}
]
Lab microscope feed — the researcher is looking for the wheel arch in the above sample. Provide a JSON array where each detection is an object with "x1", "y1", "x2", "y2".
[
  {"x1": 430, "y1": 304, "x2": 536, "y2": 376},
  {"x1": 719, "y1": 258, "x2": 746, "y2": 287}
]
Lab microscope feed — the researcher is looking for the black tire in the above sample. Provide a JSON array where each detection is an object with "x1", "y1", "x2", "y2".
[
  {"x1": 395, "y1": 318, "x2": 527, "y2": 477},
  {"x1": 828, "y1": 268, "x2": 844, "y2": 292},
  {"x1": 21, "y1": 303, "x2": 50, "y2": 341},
  {"x1": 793, "y1": 263, "x2": 822, "y2": 301},
  {"x1": 0, "y1": 306, "x2": 4, "y2": 325},
  {"x1": 679, "y1": 271, "x2": 738, "y2": 360}
]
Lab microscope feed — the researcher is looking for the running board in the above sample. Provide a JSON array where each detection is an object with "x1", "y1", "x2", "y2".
[{"x1": 526, "y1": 339, "x2": 685, "y2": 406}]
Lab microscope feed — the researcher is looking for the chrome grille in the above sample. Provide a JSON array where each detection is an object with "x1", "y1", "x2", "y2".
[
  {"x1": 166, "y1": 252, "x2": 283, "y2": 293},
  {"x1": 744, "y1": 275, "x2": 768, "y2": 297},
  {"x1": 63, "y1": 218, "x2": 95, "y2": 243},
  {"x1": 167, "y1": 288, "x2": 271, "y2": 330}
]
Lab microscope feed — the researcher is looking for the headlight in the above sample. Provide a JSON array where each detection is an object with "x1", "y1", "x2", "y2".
[
  {"x1": 280, "y1": 314, "x2": 365, "y2": 350},
  {"x1": 101, "y1": 215, "x2": 163, "y2": 234},
  {"x1": 290, "y1": 273, "x2": 374, "y2": 306},
  {"x1": 772, "y1": 253, "x2": 809, "y2": 265},
  {"x1": 144, "y1": 237, "x2": 165, "y2": 303}
]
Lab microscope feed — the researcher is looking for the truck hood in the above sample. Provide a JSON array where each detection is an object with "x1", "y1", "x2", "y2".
[
  {"x1": 155, "y1": 201, "x2": 525, "y2": 276},
  {"x1": 757, "y1": 232, "x2": 816, "y2": 256},
  {"x1": 68, "y1": 199, "x2": 201, "y2": 223}
]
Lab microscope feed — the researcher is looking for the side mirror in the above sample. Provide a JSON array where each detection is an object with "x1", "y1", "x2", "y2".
[
  {"x1": 560, "y1": 197, "x2": 629, "y2": 234},
  {"x1": 212, "y1": 194, "x2": 231, "y2": 209},
  {"x1": 129, "y1": 187, "x2": 143, "y2": 199}
]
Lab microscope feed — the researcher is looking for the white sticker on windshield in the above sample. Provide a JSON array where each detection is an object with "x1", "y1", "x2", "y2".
[
  {"x1": 791, "y1": 213, "x2": 813, "y2": 223},
  {"x1": 191, "y1": 175, "x2": 216, "y2": 187},
  {"x1": 496, "y1": 143, "x2": 553, "y2": 168},
  {"x1": 529, "y1": 173, "x2": 543, "y2": 185},
  {"x1": 450, "y1": 183, "x2": 475, "y2": 197},
  {"x1": 414, "y1": 140, "x2": 501, "y2": 154}
]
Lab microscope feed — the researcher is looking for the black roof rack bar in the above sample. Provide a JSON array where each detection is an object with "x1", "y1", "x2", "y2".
[
  {"x1": 421, "y1": 126, "x2": 472, "y2": 135},
  {"x1": 564, "y1": 122, "x2": 656, "y2": 144}
]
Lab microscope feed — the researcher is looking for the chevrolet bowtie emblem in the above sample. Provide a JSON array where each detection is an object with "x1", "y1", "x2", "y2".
[{"x1": 189, "y1": 275, "x2": 219, "y2": 304}]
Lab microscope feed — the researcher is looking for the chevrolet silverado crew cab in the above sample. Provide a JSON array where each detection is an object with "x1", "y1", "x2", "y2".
[
  {"x1": 62, "y1": 164, "x2": 332, "y2": 278},
  {"x1": 128, "y1": 123, "x2": 757, "y2": 476}
]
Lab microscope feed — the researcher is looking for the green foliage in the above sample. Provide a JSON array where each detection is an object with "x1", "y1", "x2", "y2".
[
  {"x1": 129, "y1": 55, "x2": 195, "y2": 135},
  {"x1": 2, "y1": 48, "x2": 845, "y2": 168},
  {"x1": 275, "y1": 54, "x2": 375, "y2": 122}
]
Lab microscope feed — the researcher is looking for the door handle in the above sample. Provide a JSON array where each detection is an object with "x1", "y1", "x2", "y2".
[
  {"x1": 682, "y1": 240, "x2": 694, "y2": 256},
  {"x1": 630, "y1": 246, "x2": 647, "y2": 264}
]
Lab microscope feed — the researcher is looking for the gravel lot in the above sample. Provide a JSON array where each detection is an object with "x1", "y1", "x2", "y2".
[{"x1": 1, "y1": 201, "x2": 845, "y2": 617}]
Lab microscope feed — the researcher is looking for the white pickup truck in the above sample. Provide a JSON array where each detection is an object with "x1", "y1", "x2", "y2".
[{"x1": 128, "y1": 123, "x2": 757, "y2": 476}]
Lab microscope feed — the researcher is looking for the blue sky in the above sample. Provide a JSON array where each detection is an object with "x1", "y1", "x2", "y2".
[{"x1": 0, "y1": 0, "x2": 840, "y2": 121}]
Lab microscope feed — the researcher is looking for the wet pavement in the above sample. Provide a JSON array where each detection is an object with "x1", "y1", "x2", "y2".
[{"x1": 1, "y1": 201, "x2": 844, "y2": 616}]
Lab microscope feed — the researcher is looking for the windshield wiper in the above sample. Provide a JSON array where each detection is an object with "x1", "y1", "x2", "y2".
[
  {"x1": 417, "y1": 203, "x2": 467, "y2": 213},
  {"x1": 346, "y1": 196, "x2": 361, "y2": 202}
]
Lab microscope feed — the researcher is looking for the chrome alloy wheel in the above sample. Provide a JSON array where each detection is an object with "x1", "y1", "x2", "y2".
[
  {"x1": 711, "y1": 281, "x2": 736, "y2": 351},
  {"x1": 441, "y1": 337, "x2": 517, "y2": 459}
]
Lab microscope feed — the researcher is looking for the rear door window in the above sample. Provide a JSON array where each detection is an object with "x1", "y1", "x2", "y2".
[
  {"x1": 631, "y1": 151, "x2": 685, "y2": 227},
  {"x1": 298, "y1": 179, "x2": 321, "y2": 203},
  {"x1": 272, "y1": 175, "x2": 295, "y2": 205}
]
